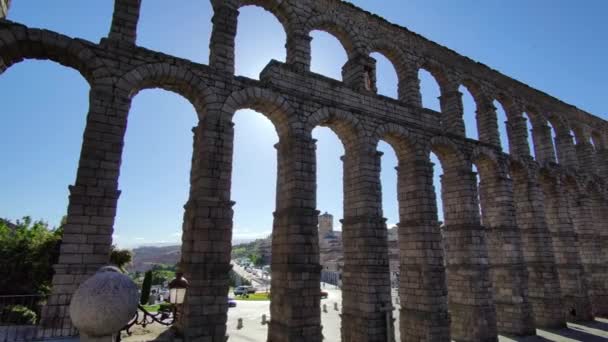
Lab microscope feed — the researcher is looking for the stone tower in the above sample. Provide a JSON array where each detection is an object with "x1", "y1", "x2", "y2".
[{"x1": 318, "y1": 212, "x2": 333, "y2": 237}]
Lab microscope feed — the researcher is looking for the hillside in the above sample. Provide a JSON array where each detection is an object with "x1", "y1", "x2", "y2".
[
  {"x1": 130, "y1": 245, "x2": 181, "y2": 272},
  {"x1": 129, "y1": 238, "x2": 256, "y2": 272}
]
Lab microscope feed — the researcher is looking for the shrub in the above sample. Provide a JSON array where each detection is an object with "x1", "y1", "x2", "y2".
[
  {"x1": 158, "y1": 303, "x2": 174, "y2": 313},
  {"x1": 1, "y1": 305, "x2": 37, "y2": 325}
]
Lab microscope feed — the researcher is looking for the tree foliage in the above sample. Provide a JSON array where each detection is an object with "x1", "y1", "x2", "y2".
[
  {"x1": 0, "y1": 217, "x2": 63, "y2": 295},
  {"x1": 109, "y1": 245, "x2": 133, "y2": 272},
  {"x1": 149, "y1": 264, "x2": 176, "y2": 286},
  {"x1": 248, "y1": 253, "x2": 264, "y2": 267}
]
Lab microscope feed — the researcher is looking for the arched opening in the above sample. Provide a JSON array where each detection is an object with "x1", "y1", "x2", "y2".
[
  {"x1": 138, "y1": 2, "x2": 212, "y2": 62},
  {"x1": 312, "y1": 126, "x2": 344, "y2": 312},
  {"x1": 228, "y1": 108, "x2": 278, "y2": 339},
  {"x1": 232, "y1": 109, "x2": 278, "y2": 242},
  {"x1": 378, "y1": 141, "x2": 399, "y2": 290},
  {"x1": 0, "y1": 61, "x2": 88, "y2": 227},
  {"x1": 571, "y1": 129, "x2": 580, "y2": 145},
  {"x1": 547, "y1": 120, "x2": 559, "y2": 164},
  {"x1": 523, "y1": 112, "x2": 536, "y2": 160},
  {"x1": 8, "y1": 1, "x2": 113, "y2": 43},
  {"x1": 591, "y1": 132, "x2": 602, "y2": 150},
  {"x1": 459, "y1": 85, "x2": 478, "y2": 140},
  {"x1": 310, "y1": 30, "x2": 348, "y2": 80},
  {"x1": 0, "y1": 60, "x2": 89, "y2": 296},
  {"x1": 235, "y1": 6, "x2": 286, "y2": 79},
  {"x1": 494, "y1": 100, "x2": 509, "y2": 153},
  {"x1": 313, "y1": 127, "x2": 344, "y2": 229},
  {"x1": 430, "y1": 152, "x2": 445, "y2": 224},
  {"x1": 115, "y1": 90, "x2": 197, "y2": 248},
  {"x1": 371, "y1": 52, "x2": 398, "y2": 99},
  {"x1": 418, "y1": 69, "x2": 442, "y2": 112}
]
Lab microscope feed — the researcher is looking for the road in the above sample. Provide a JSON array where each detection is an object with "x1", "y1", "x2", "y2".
[{"x1": 231, "y1": 261, "x2": 270, "y2": 290}]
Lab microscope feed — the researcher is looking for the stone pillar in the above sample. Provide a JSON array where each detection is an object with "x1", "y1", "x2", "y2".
[
  {"x1": 0, "y1": 0, "x2": 10, "y2": 19},
  {"x1": 342, "y1": 53, "x2": 377, "y2": 93},
  {"x1": 268, "y1": 134, "x2": 322, "y2": 342},
  {"x1": 397, "y1": 157, "x2": 450, "y2": 342},
  {"x1": 569, "y1": 191, "x2": 608, "y2": 316},
  {"x1": 595, "y1": 147, "x2": 608, "y2": 180},
  {"x1": 441, "y1": 167, "x2": 498, "y2": 341},
  {"x1": 540, "y1": 176, "x2": 593, "y2": 322},
  {"x1": 531, "y1": 123, "x2": 556, "y2": 164},
  {"x1": 554, "y1": 131, "x2": 578, "y2": 168},
  {"x1": 180, "y1": 114, "x2": 234, "y2": 342},
  {"x1": 439, "y1": 87, "x2": 466, "y2": 137},
  {"x1": 575, "y1": 141, "x2": 596, "y2": 175},
  {"x1": 286, "y1": 32, "x2": 311, "y2": 72},
  {"x1": 511, "y1": 166, "x2": 565, "y2": 328},
  {"x1": 476, "y1": 98, "x2": 501, "y2": 148},
  {"x1": 209, "y1": 4, "x2": 239, "y2": 74},
  {"x1": 341, "y1": 146, "x2": 392, "y2": 342},
  {"x1": 39, "y1": 87, "x2": 125, "y2": 338},
  {"x1": 478, "y1": 168, "x2": 535, "y2": 336},
  {"x1": 591, "y1": 191, "x2": 608, "y2": 316},
  {"x1": 506, "y1": 114, "x2": 531, "y2": 159},
  {"x1": 107, "y1": 0, "x2": 141, "y2": 44},
  {"x1": 398, "y1": 67, "x2": 422, "y2": 107}
]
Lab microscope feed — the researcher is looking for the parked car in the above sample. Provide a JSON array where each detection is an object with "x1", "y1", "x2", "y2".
[
  {"x1": 228, "y1": 298, "x2": 237, "y2": 308},
  {"x1": 234, "y1": 285, "x2": 256, "y2": 296}
]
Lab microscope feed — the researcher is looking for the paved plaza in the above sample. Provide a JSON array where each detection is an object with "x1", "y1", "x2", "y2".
[{"x1": 118, "y1": 284, "x2": 608, "y2": 342}]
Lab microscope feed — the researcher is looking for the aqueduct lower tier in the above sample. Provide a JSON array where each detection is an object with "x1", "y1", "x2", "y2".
[{"x1": 1, "y1": 0, "x2": 607, "y2": 341}]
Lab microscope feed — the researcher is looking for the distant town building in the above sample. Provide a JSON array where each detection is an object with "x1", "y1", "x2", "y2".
[{"x1": 252, "y1": 212, "x2": 402, "y2": 289}]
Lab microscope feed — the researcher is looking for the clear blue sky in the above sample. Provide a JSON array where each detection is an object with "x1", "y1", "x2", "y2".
[{"x1": 1, "y1": 1, "x2": 606, "y2": 248}]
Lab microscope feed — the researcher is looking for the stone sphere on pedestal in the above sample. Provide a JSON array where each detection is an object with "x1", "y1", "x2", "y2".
[{"x1": 69, "y1": 266, "x2": 139, "y2": 339}]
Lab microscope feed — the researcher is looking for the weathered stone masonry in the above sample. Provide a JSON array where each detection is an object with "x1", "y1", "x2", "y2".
[{"x1": 1, "y1": 0, "x2": 607, "y2": 341}]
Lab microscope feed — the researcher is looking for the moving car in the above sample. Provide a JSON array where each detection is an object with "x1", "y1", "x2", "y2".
[{"x1": 228, "y1": 298, "x2": 237, "y2": 308}]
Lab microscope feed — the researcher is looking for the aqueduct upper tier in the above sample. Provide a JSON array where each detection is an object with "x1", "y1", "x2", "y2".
[{"x1": 1, "y1": 0, "x2": 606, "y2": 341}]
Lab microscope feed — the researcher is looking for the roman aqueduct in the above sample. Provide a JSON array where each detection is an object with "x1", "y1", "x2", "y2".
[{"x1": 1, "y1": 0, "x2": 607, "y2": 341}]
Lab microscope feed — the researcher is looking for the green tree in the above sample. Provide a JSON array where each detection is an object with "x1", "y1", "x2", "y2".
[
  {"x1": 109, "y1": 245, "x2": 133, "y2": 272},
  {"x1": 140, "y1": 271, "x2": 152, "y2": 305},
  {"x1": 248, "y1": 253, "x2": 264, "y2": 267},
  {"x1": 0, "y1": 217, "x2": 63, "y2": 295},
  {"x1": 148, "y1": 264, "x2": 176, "y2": 286}
]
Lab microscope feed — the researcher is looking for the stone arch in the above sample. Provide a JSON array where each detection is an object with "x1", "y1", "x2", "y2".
[
  {"x1": 236, "y1": 0, "x2": 299, "y2": 33},
  {"x1": 591, "y1": 130, "x2": 604, "y2": 149},
  {"x1": 546, "y1": 113, "x2": 569, "y2": 137},
  {"x1": 460, "y1": 78, "x2": 498, "y2": 143},
  {"x1": 305, "y1": 106, "x2": 362, "y2": 150},
  {"x1": 523, "y1": 105, "x2": 546, "y2": 128},
  {"x1": 418, "y1": 59, "x2": 451, "y2": 94},
  {"x1": 115, "y1": 62, "x2": 214, "y2": 118},
  {"x1": 460, "y1": 78, "x2": 485, "y2": 106},
  {"x1": 303, "y1": 13, "x2": 364, "y2": 58},
  {"x1": 366, "y1": 38, "x2": 408, "y2": 81},
  {"x1": 495, "y1": 92, "x2": 516, "y2": 115},
  {"x1": 0, "y1": 26, "x2": 110, "y2": 86},
  {"x1": 427, "y1": 135, "x2": 468, "y2": 171},
  {"x1": 373, "y1": 123, "x2": 417, "y2": 163},
  {"x1": 222, "y1": 87, "x2": 297, "y2": 139},
  {"x1": 471, "y1": 146, "x2": 501, "y2": 179}
]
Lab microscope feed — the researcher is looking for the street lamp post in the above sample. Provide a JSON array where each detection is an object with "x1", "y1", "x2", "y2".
[{"x1": 168, "y1": 272, "x2": 189, "y2": 323}]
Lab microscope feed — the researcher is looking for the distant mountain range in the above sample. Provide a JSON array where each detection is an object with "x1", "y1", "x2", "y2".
[{"x1": 129, "y1": 239, "x2": 256, "y2": 272}]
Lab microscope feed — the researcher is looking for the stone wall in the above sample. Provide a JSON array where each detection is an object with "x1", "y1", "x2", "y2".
[{"x1": 1, "y1": 0, "x2": 607, "y2": 341}]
